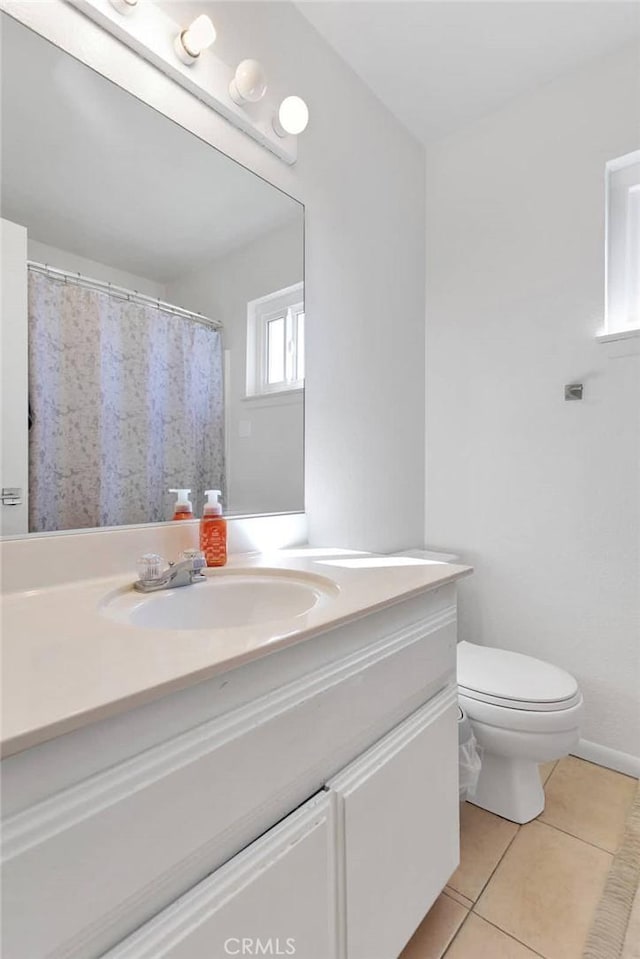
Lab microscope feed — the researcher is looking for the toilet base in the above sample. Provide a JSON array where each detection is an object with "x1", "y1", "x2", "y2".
[{"x1": 468, "y1": 752, "x2": 544, "y2": 824}]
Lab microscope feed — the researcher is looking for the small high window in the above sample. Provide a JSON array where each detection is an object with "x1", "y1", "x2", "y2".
[
  {"x1": 604, "y1": 150, "x2": 640, "y2": 338},
  {"x1": 246, "y1": 283, "x2": 304, "y2": 396}
]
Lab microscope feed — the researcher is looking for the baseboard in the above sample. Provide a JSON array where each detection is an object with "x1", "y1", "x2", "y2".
[{"x1": 571, "y1": 739, "x2": 640, "y2": 778}]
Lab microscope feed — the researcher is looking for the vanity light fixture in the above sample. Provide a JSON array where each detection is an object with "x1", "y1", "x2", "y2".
[
  {"x1": 174, "y1": 14, "x2": 217, "y2": 65},
  {"x1": 65, "y1": 0, "x2": 301, "y2": 163},
  {"x1": 273, "y1": 96, "x2": 309, "y2": 137},
  {"x1": 108, "y1": 0, "x2": 137, "y2": 13},
  {"x1": 229, "y1": 60, "x2": 268, "y2": 105}
]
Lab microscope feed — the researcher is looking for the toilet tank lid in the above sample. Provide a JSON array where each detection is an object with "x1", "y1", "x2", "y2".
[
  {"x1": 457, "y1": 641, "x2": 579, "y2": 705},
  {"x1": 395, "y1": 548, "x2": 460, "y2": 563}
]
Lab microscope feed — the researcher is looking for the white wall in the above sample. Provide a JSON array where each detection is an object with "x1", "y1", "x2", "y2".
[
  {"x1": 425, "y1": 45, "x2": 640, "y2": 764},
  {"x1": 4, "y1": 0, "x2": 426, "y2": 552},
  {"x1": 167, "y1": 219, "x2": 304, "y2": 515},
  {"x1": 27, "y1": 239, "x2": 166, "y2": 298}
]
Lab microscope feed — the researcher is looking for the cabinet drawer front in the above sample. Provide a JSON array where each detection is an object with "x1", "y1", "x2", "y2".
[
  {"x1": 1, "y1": 608, "x2": 456, "y2": 958},
  {"x1": 103, "y1": 793, "x2": 337, "y2": 959},
  {"x1": 329, "y1": 686, "x2": 459, "y2": 959}
]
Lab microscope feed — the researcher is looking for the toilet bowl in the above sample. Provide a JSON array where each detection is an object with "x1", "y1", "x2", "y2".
[{"x1": 457, "y1": 641, "x2": 583, "y2": 824}]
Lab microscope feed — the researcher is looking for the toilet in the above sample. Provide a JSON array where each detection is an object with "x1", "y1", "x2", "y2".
[{"x1": 457, "y1": 641, "x2": 583, "y2": 824}]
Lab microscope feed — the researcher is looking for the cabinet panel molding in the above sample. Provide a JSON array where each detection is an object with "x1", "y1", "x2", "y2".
[{"x1": 3, "y1": 606, "x2": 455, "y2": 860}]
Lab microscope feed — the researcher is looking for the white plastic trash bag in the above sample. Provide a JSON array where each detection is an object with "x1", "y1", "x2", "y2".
[{"x1": 458, "y1": 706, "x2": 482, "y2": 801}]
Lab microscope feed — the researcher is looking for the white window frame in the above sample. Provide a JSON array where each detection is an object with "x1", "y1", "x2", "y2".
[
  {"x1": 245, "y1": 282, "x2": 304, "y2": 398},
  {"x1": 602, "y1": 150, "x2": 640, "y2": 341}
]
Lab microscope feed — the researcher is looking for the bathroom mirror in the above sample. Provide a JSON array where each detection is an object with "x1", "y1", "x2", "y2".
[{"x1": 0, "y1": 14, "x2": 304, "y2": 537}]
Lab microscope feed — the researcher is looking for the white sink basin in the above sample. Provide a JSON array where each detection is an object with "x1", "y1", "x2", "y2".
[{"x1": 101, "y1": 568, "x2": 340, "y2": 631}]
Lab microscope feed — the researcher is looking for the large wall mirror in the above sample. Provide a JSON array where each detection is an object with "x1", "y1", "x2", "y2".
[{"x1": 0, "y1": 14, "x2": 304, "y2": 537}]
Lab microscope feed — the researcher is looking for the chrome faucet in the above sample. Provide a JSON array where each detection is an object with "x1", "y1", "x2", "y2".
[{"x1": 134, "y1": 550, "x2": 207, "y2": 592}]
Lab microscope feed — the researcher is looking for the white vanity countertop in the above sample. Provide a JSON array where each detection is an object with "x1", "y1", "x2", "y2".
[{"x1": 0, "y1": 548, "x2": 471, "y2": 757}]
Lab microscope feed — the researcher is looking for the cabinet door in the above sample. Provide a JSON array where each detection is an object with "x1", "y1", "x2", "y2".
[
  {"x1": 328, "y1": 685, "x2": 459, "y2": 959},
  {"x1": 104, "y1": 793, "x2": 336, "y2": 959}
]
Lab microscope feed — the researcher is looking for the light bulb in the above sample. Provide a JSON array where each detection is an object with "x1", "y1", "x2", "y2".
[
  {"x1": 273, "y1": 96, "x2": 309, "y2": 137},
  {"x1": 175, "y1": 14, "x2": 216, "y2": 64},
  {"x1": 229, "y1": 59, "x2": 268, "y2": 105},
  {"x1": 109, "y1": 0, "x2": 137, "y2": 13}
]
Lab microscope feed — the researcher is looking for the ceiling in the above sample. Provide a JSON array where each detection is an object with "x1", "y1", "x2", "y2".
[
  {"x1": 0, "y1": 14, "x2": 301, "y2": 284},
  {"x1": 297, "y1": 1, "x2": 640, "y2": 143}
]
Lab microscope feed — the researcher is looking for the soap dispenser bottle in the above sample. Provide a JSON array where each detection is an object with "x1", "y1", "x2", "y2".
[
  {"x1": 169, "y1": 488, "x2": 194, "y2": 521},
  {"x1": 200, "y1": 489, "x2": 227, "y2": 567}
]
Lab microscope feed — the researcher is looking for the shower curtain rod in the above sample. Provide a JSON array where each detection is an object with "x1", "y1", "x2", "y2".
[{"x1": 27, "y1": 260, "x2": 222, "y2": 331}]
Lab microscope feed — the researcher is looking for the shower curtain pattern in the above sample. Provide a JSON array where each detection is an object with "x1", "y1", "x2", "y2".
[{"x1": 28, "y1": 271, "x2": 225, "y2": 531}]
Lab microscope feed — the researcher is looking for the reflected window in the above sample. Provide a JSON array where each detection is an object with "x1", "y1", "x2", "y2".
[{"x1": 246, "y1": 282, "x2": 304, "y2": 396}]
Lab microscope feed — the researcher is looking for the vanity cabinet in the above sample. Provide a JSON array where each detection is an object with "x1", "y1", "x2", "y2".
[
  {"x1": 103, "y1": 689, "x2": 458, "y2": 959},
  {"x1": 1, "y1": 585, "x2": 461, "y2": 959}
]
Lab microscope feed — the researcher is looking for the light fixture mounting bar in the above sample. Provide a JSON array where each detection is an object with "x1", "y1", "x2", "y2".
[{"x1": 65, "y1": 0, "x2": 297, "y2": 164}]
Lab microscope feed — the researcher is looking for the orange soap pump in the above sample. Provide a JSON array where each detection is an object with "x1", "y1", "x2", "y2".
[
  {"x1": 200, "y1": 489, "x2": 227, "y2": 567},
  {"x1": 169, "y1": 488, "x2": 194, "y2": 521}
]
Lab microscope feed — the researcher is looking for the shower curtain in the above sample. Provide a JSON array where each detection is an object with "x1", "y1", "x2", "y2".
[{"x1": 28, "y1": 271, "x2": 225, "y2": 531}]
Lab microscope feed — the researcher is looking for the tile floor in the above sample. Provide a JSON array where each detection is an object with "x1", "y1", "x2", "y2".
[{"x1": 399, "y1": 756, "x2": 638, "y2": 959}]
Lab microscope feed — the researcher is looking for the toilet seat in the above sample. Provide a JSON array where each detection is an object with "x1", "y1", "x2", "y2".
[
  {"x1": 457, "y1": 641, "x2": 581, "y2": 712},
  {"x1": 458, "y1": 686, "x2": 583, "y2": 712},
  {"x1": 459, "y1": 688, "x2": 584, "y2": 734}
]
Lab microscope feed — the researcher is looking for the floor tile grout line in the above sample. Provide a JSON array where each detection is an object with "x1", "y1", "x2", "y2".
[
  {"x1": 446, "y1": 801, "x2": 522, "y2": 904},
  {"x1": 467, "y1": 821, "x2": 522, "y2": 905},
  {"x1": 536, "y1": 817, "x2": 618, "y2": 857},
  {"x1": 440, "y1": 909, "x2": 548, "y2": 959},
  {"x1": 440, "y1": 908, "x2": 473, "y2": 958},
  {"x1": 442, "y1": 888, "x2": 473, "y2": 910},
  {"x1": 472, "y1": 913, "x2": 548, "y2": 958}
]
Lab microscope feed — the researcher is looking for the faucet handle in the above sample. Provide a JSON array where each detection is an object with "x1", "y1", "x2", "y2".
[
  {"x1": 137, "y1": 553, "x2": 167, "y2": 584},
  {"x1": 179, "y1": 548, "x2": 206, "y2": 571}
]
